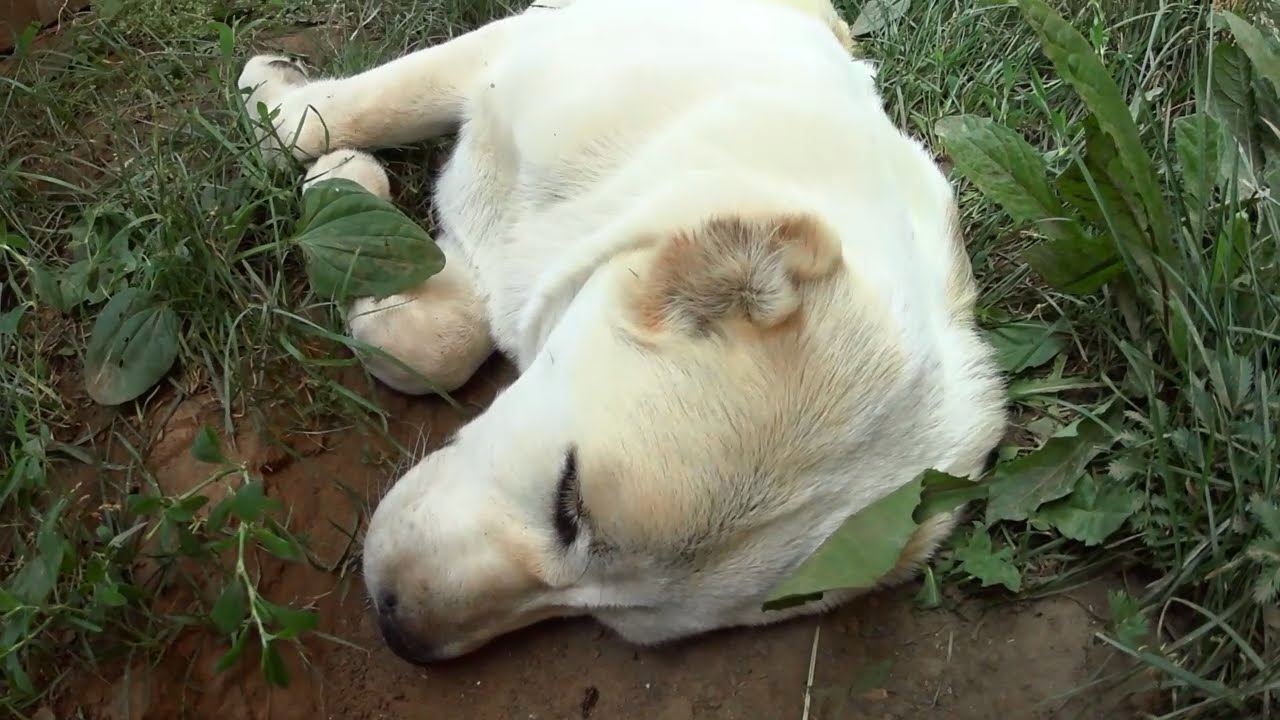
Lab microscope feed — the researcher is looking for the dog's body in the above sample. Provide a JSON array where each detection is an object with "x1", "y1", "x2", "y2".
[{"x1": 238, "y1": 0, "x2": 1007, "y2": 662}]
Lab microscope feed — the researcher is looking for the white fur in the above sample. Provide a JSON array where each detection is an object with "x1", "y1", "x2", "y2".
[{"x1": 237, "y1": 0, "x2": 1006, "y2": 662}]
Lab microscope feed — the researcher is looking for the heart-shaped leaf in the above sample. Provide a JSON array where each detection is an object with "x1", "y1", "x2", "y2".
[
  {"x1": 293, "y1": 178, "x2": 445, "y2": 300},
  {"x1": 83, "y1": 287, "x2": 180, "y2": 405}
]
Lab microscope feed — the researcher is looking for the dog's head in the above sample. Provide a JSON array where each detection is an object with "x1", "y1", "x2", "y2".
[{"x1": 361, "y1": 211, "x2": 991, "y2": 662}]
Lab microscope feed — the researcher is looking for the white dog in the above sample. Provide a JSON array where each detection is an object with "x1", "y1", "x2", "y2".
[{"x1": 237, "y1": 0, "x2": 1007, "y2": 663}]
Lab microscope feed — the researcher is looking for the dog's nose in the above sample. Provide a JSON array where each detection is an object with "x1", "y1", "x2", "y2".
[
  {"x1": 378, "y1": 591, "x2": 397, "y2": 613},
  {"x1": 376, "y1": 603, "x2": 439, "y2": 666}
]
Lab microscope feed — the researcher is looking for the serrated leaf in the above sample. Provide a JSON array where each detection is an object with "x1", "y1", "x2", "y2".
[
  {"x1": 764, "y1": 477, "x2": 923, "y2": 609},
  {"x1": 985, "y1": 319, "x2": 1066, "y2": 375},
  {"x1": 211, "y1": 577, "x2": 248, "y2": 635},
  {"x1": 1219, "y1": 11, "x2": 1280, "y2": 94},
  {"x1": 934, "y1": 114, "x2": 1085, "y2": 243},
  {"x1": 1016, "y1": 0, "x2": 1171, "y2": 254},
  {"x1": 985, "y1": 410, "x2": 1118, "y2": 523},
  {"x1": 1107, "y1": 589, "x2": 1149, "y2": 650},
  {"x1": 83, "y1": 287, "x2": 180, "y2": 406},
  {"x1": 1035, "y1": 473, "x2": 1139, "y2": 546},
  {"x1": 849, "y1": 0, "x2": 910, "y2": 36},
  {"x1": 1174, "y1": 113, "x2": 1226, "y2": 232},
  {"x1": 260, "y1": 640, "x2": 291, "y2": 687},
  {"x1": 954, "y1": 525, "x2": 1022, "y2": 592},
  {"x1": 1020, "y1": 233, "x2": 1122, "y2": 295},
  {"x1": 1208, "y1": 43, "x2": 1263, "y2": 173},
  {"x1": 293, "y1": 178, "x2": 445, "y2": 300},
  {"x1": 191, "y1": 424, "x2": 226, "y2": 464}
]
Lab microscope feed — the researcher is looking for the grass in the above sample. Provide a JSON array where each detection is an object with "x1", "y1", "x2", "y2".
[{"x1": 0, "y1": 0, "x2": 1277, "y2": 718}]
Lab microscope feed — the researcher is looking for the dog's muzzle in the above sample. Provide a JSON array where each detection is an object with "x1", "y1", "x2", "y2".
[{"x1": 375, "y1": 594, "x2": 440, "y2": 666}]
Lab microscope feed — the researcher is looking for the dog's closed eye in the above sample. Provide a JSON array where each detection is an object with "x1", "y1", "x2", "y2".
[{"x1": 553, "y1": 447, "x2": 583, "y2": 546}]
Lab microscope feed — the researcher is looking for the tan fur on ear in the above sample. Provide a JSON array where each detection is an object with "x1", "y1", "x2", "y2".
[{"x1": 632, "y1": 214, "x2": 843, "y2": 336}]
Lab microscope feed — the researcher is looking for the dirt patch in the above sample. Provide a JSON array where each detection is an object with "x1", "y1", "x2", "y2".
[{"x1": 50, "y1": 357, "x2": 1153, "y2": 720}]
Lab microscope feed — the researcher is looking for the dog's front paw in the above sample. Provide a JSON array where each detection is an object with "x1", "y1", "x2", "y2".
[
  {"x1": 238, "y1": 54, "x2": 311, "y2": 158},
  {"x1": 303, "y1": 150, "x2": 392, "y2": 199}
]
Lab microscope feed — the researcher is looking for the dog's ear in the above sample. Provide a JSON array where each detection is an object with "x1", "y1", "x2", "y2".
[{"x1": 626, "y1": 213, "x2": 843, "y2": 337}]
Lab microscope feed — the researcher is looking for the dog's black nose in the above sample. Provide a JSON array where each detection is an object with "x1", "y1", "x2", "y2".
[
  {"x1": 379, "y1": 591, "x2": 398, "y2": 613},
  {"x1": 377, "y1": 611, "x2": 439, "y2": 665}
]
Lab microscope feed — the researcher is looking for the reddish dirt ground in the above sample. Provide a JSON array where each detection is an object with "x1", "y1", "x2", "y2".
[{"x1": 53, "y1": 358, "x2": 1156, "y2": 720}]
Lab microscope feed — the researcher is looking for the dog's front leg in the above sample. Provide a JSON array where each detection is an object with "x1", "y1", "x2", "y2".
[
  {"x1": 237, "y1": 14, "x2": 526, "y2": 162},
  {"x1": 300, "y1": 150, "x2": 496, "y2": 394}
]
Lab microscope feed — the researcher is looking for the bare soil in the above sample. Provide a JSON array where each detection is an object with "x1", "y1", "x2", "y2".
[{"x1": 50, "y1": 358, "x2": 1157, "y2": 720}]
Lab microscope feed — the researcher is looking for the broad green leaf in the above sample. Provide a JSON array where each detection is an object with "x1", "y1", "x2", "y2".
[
  {"x1": 1016, "y1": 0, "x2": 1172, "y2": 256},
  {"x1": 763, "y1": 477, "x2": 923, "y2": 609},
  {"x1": 294, "y1": 178, "x2": 445, "y2": 300},
  {"x1": 211, "y1": 577, "x2": 248, "y2": 635},
  {"x1": 5, "y1": 651, "x2": 35, "y2": 697},
  {"x1": 849, "y1": 0, "x2": 910, "y2": 36},
  {"x1": 954, "y1": 525, "x2": 1022, "y2": 592},
  {"x1": 0, "y1": 219, "x2": 27, "y2": 250},
  {"x1": 0, "y1": 305, "x2": 23, "y2": 335},
  {"x1": 191, "y1": 424, "x2": 227, "y2": 464},
  {"x1": 985, "y1": 319, "x2": 1066, "y2": 375},
  {"x1": 9, "y1": 499, "x2": 70, "y2": 605},
  {"x1": 27, "y1": 260, "x2": 66, "y2": 312},
  {"x1": 934, "y1": 114, "x2": 1085, "y2": 244},
  {"x1": 1173, "y1": 113, "x2": 1226, "y2": 231},
  {"x1": 83, "y1": 287, "x2": 181, "y2": 406},
  {"x1": 915, "y1": 469, "x2": 989, "y2": 523},
  {"x1": 985, "y1": 411, "x2": 1118, "y2": 523},
  {"x1": 1035, "y1": 473, "x2": 1139, "y2": 546}
]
